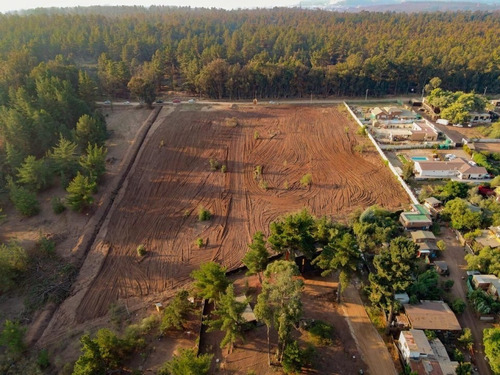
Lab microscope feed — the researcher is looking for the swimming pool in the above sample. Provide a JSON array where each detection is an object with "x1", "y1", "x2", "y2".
[{"x1": 411, "y1": 156, "x2": 428, "y2": 161}]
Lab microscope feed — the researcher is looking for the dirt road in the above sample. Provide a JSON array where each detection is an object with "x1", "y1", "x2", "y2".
[
  {"x1": 342, "y1": 282, "x2": 397, "y2": 375},
  {"x1": 439, "y1": 226, "x2": 492, "y2": 375}
]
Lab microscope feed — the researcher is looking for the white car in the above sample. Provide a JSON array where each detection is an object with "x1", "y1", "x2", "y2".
[{"x1": 188, "y1": 99, "x2": 196, "y2": 104}]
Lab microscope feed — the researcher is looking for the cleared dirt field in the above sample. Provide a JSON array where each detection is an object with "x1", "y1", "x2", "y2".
[{"x1": 75, "y1": 104, "x2": 409, "y2": 322}]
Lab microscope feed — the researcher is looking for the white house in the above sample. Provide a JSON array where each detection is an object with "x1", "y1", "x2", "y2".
[
  {"x1": 414, "y1": 158, "x2": 488, "y2": 180},
  {"x1": 399, "y1": 329, "x2": 434, "y2": 362}
]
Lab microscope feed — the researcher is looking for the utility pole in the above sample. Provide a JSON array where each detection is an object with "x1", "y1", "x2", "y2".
[
  {"x1": 421, "y1": 88, "x2": 425, "y2": 101},
  {"x1": 310, "y1": 92, "x2": 312, "y2": 104},
  {"x1": 365, "y1": 89, "x2": 368, "y2": 101},
  {"x1": 484, "y1": 87, "x2": 488, "y2": 96}
]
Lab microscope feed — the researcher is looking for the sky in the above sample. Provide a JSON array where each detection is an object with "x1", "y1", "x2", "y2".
[{"x1": 0, "y1": 0, "x2": 301, "y2": 13}]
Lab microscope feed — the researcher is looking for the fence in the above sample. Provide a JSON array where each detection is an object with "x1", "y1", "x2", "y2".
[
  {"x1": 379, "y1": 144, "x2": 435, "y2": 151},
  {"x1": 343, "y1": 102, "x2": 419, "y2": 205}
]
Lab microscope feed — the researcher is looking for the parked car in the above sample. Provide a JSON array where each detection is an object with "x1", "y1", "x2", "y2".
[
  {"x1": 188, "y1": 99, "x2": 196, "y2": 104},
  {"x1": 104, "y1": 100, "x2": 111, "y2": 104},
  {"x1": 172, "y1": 99, "x2": 181, "y2": 104},
  {"x1": 155, "y1": 99, "x2": 163, "y2": 103},
  {"x1": 123, "y1": 101, "x2": 130, "y2": 104}
]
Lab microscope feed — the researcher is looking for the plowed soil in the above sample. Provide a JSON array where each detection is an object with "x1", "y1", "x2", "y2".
[{"x1": 76, "y1": 104, "x2": 409, "y2": 322}]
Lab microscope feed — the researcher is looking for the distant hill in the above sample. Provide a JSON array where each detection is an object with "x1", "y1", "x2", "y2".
[{"x1": 298, "y1": 0, "x2": 500, "y2": 12}]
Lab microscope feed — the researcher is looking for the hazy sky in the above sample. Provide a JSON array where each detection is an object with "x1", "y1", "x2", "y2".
[{"x1": 0, "y1": 0, "x2": 301, "y2": 13}]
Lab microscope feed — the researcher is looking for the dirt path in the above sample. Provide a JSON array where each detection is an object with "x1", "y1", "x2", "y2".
[
  {"x1": 438, "y1": 226, "x2": 492, "y2": 375},
  {"x1": 341, "y1": 282, "x2": 397, "y2": 375}
]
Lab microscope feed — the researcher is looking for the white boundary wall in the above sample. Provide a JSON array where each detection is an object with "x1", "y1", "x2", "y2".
[{"x1": 343, "y1": 102, "x2": 419, "y2": 205}]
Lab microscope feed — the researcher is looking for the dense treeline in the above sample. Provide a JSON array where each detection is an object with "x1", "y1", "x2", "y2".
[
  {"x1": 0, "y1": 8, "x2": 499, "y2": 101},
  {"x1": 0, "y1": 54, "x2": 107, "y2": 213}
]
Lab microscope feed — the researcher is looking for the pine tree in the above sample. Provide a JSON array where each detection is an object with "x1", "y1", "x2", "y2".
[
  {"x1": 206, "y1": 284, "x2": 247, "y2": 354},
  {"x1": 80, "y1": 143, "x2": 107, "y2": 182},
  {"x1": 17, "y1": 155, "x2": 50, "y2": 191},
  {"x1": 242, "y1": 231, "x2": 270, "y2": 283},
  {"x1": 254, "y1": 260, "x2": 303, "y2": 364},
  {"x1": 66, "y1": 172, "x2": 96, "y2": 212},
  {"x1": 190, "y1": 262, "x2": 229, "y2": 306}
]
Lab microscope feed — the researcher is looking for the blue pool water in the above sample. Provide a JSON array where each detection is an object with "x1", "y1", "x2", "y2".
[{"x1": 411, "y1": 156, "x2": 428, "y2": 161}]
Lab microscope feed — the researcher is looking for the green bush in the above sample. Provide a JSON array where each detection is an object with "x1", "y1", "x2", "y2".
[
  {"x1": 8, "y1": 179, "x2": 40, "y2": 217},
  {"x1": 198, "y1": 206, "x2": 211, "y2": 221},
  {"x1": 0, "y1": 241, "x2": 28, "y2": 293},
  {"x1": 158, "y1": 348, "x2": 212, "y2": 375},
  {"x1": 282, "y1": 340, "x2": 303, "y2": 374},
  {"x1": 0, "y1": 320, "x2": 26, "y2": 354},
  {"x1": 300, "y1": 173, "x2": 312, "y2": 187},
  {"x1": 209, "y1": 158, "x2": 219, "y2": 171},
  {"x1": 307, "y1": 320, "x2": 334, "y2": 346},
  {"x1": 196, "y1": 238, "x2": 204, "y2": 248},
  {"x1": 37, "y1": 349, "x2": 50, "y2": 369},
  {"x1": 452, "y1": 298, "x2": 466, "y2": 314},
  {"x1": 137, "y1": 244, "x2": 147, "y2": 256},
  {"x1": 37, "y1": 236, "x2": 55, "y2": 255},
  {"x1": 51, "y1": 196, "x2": 66, "y2": 214},
  {"x1": 221, "y1": 164, "x2": 227, "y2": 173}
]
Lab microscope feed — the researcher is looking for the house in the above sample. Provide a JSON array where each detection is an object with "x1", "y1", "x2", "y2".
[
  {"x1": 414, "y1": 158, "x2": 488, "y2": 180},
  {"x1": 474, "y1": 229, "x2": 500, "y2": 249},
  {"x1": 411, "y1": 231, "x2": 436, "y2": 243},
  {"x1": 434, "y1": 261, "x2": 449, "y2": 276},
  {"x1": 424, "y1": 197, "x2": 443, "y2": 217},
  {"x1": 403, "y1": 301, "x2": 461, "y2": 331},
  {"x1": 472, "y1": 274, "x2": 499, "y2": 290},
  {"x1": 400, "y1": 205, "x2": 433, "y2": 230},
  {"x1": 398, "y1": 329, "x2": 458, "y2": 375},
  {"x1": 469, "y1": 112, "x2": 492, "y2": 124},
  {"x1": 418, "y1": 242, "x2": 439, "y2": 259},
  {"x1": 487, "y1": 279, "x2": 500, "y2": 300},
  {"x1": 371, "y1": 107, "x2": 390, "y2": 120},
  {"x1": 399, "y1": 329, "x2": 434, "y2": 361},
  {"x1": 395, "y1": 292, "x2": 410, "y2": 305},
  {"x1": 235, "y1": 295, "x2": 257, "y2": 325}
]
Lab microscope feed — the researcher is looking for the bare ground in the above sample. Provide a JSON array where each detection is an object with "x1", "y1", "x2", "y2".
[{"x1": 34, "y1": 104, "x2": 410, "y2": 367}]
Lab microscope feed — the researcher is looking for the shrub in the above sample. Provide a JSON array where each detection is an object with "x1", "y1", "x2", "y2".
[
  {"x1": 196, "y1": 238, "x2": 204, "y2": 248},
  {"x1": 443, "y1": 279, "x2": 454, "y2": 291},
  {"x1": 437, "y1": 239, "x2": 446, "y2": 251},
  {"x1": 259, "y1": 180, "x2": 268, "y2": 190},
  {"x1": 209, "y1": 158, "x2": 219, "y2": 171},
  {"x1": 137, "y1": 244, "x2": 147, "y2": 256},
  {"x1": 225, "y1": 117, "x2": 238, "y2": 127},
  {"x1": 160, "y1": 290, "x2": 192, "y2": 332},
  {"x1": 51, "y1": 196, "x2": 66, "y2": 214},
  {"x1": 37, "y1": 349, "x2": 50, "y2": 369},
  {"x1": 0, "y1": 241, "x2": 28, "y2": 293},
  {"x1": 8, "y1": 179, "x2": 40, "y2": 217},
  {"x1": 158, "y1": 348, "x2": 212, "y2": 375},
  {"x1": 282, "y1": 340, "x2": 303, "y2": 374},
  {"x1": 283, "y1": 180, "x2": 290, "y2": 190},
  {"x1": 254, "y1": 131, "x2": 260, "y2": 140},
  {"x1": 300, "y1": 173, "x2": 312, "y2": 187},
  {"x1": 452, "y1": 298, "x2": 466, "y2": 314},
  {"x1": 37, "y1": 235, "x2": 55, "y2": 255},
  {"x1": 254, "y1": 165, "x2": 262, "y2": 179},
  {"x1": 0, "y1": 320, "x2": 26, "y2": 354},
  {"x1": 221, "y1": 165, "x2": 227, "y2": 173},
  {"x1": 357, "y1": 126, "x2": 367, "y2": 136},
  {"x1": 307, "y1": 320, "x2": 334, "y2": 346},
  {"x1": 198, "y1": 206, "x2": 211, "y2": 221}
]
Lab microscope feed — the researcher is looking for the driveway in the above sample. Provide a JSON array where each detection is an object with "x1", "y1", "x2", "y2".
[
  {"x1": 341, "y1": 282, "x2": 398, "y2": 375},
  {"x1": 438, "y1": 225, "x2": 492, "y2": 375}
]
